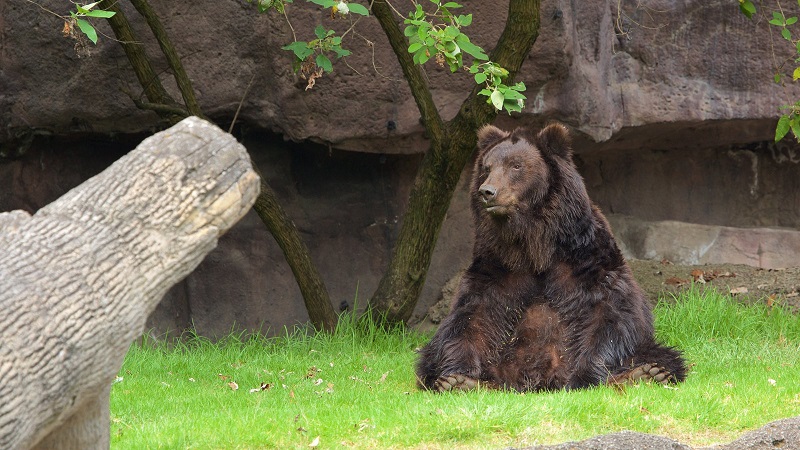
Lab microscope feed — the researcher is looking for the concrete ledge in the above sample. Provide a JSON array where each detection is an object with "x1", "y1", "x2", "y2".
[{"x1": 607, "y1": 214, "x2": 800, "y2": 269}]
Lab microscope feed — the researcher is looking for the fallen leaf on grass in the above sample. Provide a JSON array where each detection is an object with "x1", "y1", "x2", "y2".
[
  {"x1": 691, "y1": 269, "x2": 706, "y2": 284},
  {"x1": 768, "y1": 378, "x2": 777, "y2": 386},
  {"x1": 730, "y1": 287, "x2": 749, "y2": 295},
  {"x1": 218, "y1": 374, "x2": 230, "y2": 381},
  {"x1": 228, "y1": 381, "x2": 239, "y2": 391},
  {"x1": 378, "y1": 371, "x2": 389, "y2": 383},
  {"x1": 664, "y1": 277, "x2": 688, "y2": 286},
  {"x1": 309, "y1": 436, "x2": 320, "y2": 447}
]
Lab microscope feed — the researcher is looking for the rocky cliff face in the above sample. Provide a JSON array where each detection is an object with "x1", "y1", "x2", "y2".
[
  {"x1": 1, "y1": 0, "x2": 798, "y2": 336},
  {"x1": 3, "y1": 1, "x2": 796, "y2": 148}
]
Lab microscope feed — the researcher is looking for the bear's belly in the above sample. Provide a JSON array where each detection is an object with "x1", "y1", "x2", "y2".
[{"x1": 488, "y1": 303, "x2": 571, "y2": 391}]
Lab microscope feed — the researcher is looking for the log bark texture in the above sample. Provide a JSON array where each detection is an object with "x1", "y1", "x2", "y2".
[{"x1": 0, "y1": 117, "x2": 259, "y2": 449}]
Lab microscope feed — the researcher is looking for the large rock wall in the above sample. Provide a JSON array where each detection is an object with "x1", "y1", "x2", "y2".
[
  {"x1": 2, "y1": 0, "x2": 799, "y2": 336},
  {"x1": 3, "y1": 0, "x2": 798, "y2": 149}
]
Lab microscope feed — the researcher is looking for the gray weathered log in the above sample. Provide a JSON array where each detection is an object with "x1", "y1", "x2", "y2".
[{"x1": 0, "y1": 117, "x2": 260, "y2": 449}]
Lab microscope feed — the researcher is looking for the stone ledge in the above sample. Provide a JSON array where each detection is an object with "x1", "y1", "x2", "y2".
[{"x1": 608, "y1": 214, "x2": 800, "y2": 269}]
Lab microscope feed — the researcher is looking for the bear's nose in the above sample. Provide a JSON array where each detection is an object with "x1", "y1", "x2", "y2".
[{"x1": 479, "y1": 184, "x2": 497, "y2": 202}]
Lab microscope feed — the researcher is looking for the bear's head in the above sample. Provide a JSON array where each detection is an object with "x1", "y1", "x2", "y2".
[
  {"x1": 470, "y1": 122, "x2": 596, "y2": 271},
  {"x1": 472, "y1": 122, "x2": 573, "y2": 220}
]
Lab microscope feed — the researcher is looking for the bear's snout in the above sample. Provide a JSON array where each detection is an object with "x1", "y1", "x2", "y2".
[{"x1": 479, "y1": 184, "x2": 497, "y2": 203}]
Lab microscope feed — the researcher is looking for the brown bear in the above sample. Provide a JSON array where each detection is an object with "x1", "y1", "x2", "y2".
[{"x1": 416, "y1": 123, "x2": 686, "y2": 392}]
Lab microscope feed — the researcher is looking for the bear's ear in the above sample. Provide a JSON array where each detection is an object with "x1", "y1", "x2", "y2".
[
  {"x1": 477, "y1": 125, "x2": 509, "y2": 151},
  {"x1": 535, "y1": 122, "x2": 572, "y2": 159}
]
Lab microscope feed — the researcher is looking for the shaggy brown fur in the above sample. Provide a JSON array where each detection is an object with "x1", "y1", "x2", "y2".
[{"x1": 417, "y1": 123, "x2": 686, "y2": 392}]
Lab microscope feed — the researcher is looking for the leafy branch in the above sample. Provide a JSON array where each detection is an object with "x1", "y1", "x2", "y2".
[
  {"x1": 68, "y1": 1, "x2": 116, "y2": 44},
  {"x1": 246, "y1": 0, "x2": 527, "y2": 113},
  {"x1": 740, "y1": 0, "x2": 800, "y2": 142},
  {"x1": 403, "y1": 0, "x2": 526, "y2": 113}
]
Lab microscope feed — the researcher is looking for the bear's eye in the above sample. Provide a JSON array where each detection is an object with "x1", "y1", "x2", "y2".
[{"x1": 512, "y1": 162, "x2": 522, "y2": 170}]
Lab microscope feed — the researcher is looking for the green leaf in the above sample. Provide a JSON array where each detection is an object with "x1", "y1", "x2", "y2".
[
  {"x1": 75, "y1": 18, "x2": 97, "y2": 44},
  {"x1": 83, "y1": 9, "x2": 115, "y2": 18},
  {"x1": 404, "y1": 25, "x2": 418, "y2": 37},
  {"x1": 316, "y1": 53, "x2": 333, "y2": 73},
  {"x1": 793, "y1": 67, "x2": 800, "y2": 81},
  {"x1": 490, "y1": 89, "x2": 504, "y2": 111},
  {"x1": 333, "y1": 46, "x2": 351, "y2": 58},
  {"x1": 500, "y1": 88, "x2": 525, "y2": 100},
  {"x1": 444, "y1": 26, "x2": 461, "y2": 39},
  {"x1": 769, "y1": 18, "x2": 785, "y2": 26},
  {"x1": 454, "y1": 34, "x2": 488, "y2": 60},
  {"x1": 442, "y1": 2, "x2": 462, "y2": 8},
  {"x1": 791, "y1": 116, "x2": 800, "y2": 141},
  {"x1": 314, "y1": 25, "x2": 328, "y2": 40},
  {"x1": 456, "y1": 14, "x2": 472, "y2": 26},
  {"x1": 739, "y1": 0, "x2": 756, "y2": 18},
  {"x1": 775, "y1": 73, "x2": 782, "y2": 83},
  {"x1": 773, "y1": 11, "x2": 784, "y2": 20},
  {"x1": 776, "y1": 115, "x2": 791, "y2": 142},
  {"x1": 787, "y1": 16, "x2": 798, "y2": 25},
  {"x1": 408, "y1": 42, "x2": 424, "y2": 53},
  {"x1": 348, "y1": 3, "x2": 369, "y2": 16},
  {"x1": 412, "y1": 4, "x2": 424, "y2": 19},
  {"x1": 474, "y1": 72, "x2": 487, "y2": 84},
  {"x1": 309, "y1": 0, "x2": 336, "y2": 7},
  {"x1": 782, "y1": 27, "x2": 792, "y2": 41},
  {"x1": 282, "y1": 41, "x2": 314, "y2": 60}
]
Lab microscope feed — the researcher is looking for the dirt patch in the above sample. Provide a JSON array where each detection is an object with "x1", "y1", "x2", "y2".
[{"x1": 629, "y1": 259, "x2": 800, "y2": 310}]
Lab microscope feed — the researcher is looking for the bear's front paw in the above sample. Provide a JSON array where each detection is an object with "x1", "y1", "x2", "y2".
[
  {"x1": 434, "y1": 373, "x2": 479, "y2": 392},
  {"x1": 609, "y1": 363, "x2": 673, "y2": 386}
]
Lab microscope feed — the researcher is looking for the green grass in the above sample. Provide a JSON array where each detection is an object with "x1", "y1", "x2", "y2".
[{"x1": 111, "y1": 290, "x2": 800, "y2": 449}]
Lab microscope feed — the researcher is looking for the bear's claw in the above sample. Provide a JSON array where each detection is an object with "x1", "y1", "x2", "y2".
[
  {"x1": 434, "y1": 373, "x2": 479, "y2": 392},
  {"x1": 609, "y1": 363, "x2": 674, "y2": 386}
]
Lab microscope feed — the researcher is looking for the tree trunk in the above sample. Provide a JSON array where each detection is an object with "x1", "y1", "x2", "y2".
[
  {"x1": 368, "y1": 0, "x2": 542, "y2": 323},
  {"x1": 0, "y1": 117, "x2": 259, "y2": 449},
  {"x1": 99, "y1": 0, "x2": 338, "y2": 331}
]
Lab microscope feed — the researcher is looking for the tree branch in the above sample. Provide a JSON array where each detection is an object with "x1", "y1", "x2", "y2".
[
  {"x1": 369, "y1": 0, "x2": 445, "y2": 145},
  {"x1": 129, "y1": 0, "x2": 205, "y2": 119},
  {"x1": 452, "y1": 0, "x2": 542, "y2": 131},
  {"x1": 99, "y1": 0, "x2": 180, "y2": 118}
]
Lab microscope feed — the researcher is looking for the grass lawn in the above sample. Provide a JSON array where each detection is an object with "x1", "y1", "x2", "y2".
[{"x1": 111, "y1": 289, "x2": 800, "y2": 449}]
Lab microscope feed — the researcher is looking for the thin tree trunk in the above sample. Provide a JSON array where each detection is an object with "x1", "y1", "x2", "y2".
[
  {"x1": 99, "y1": 0, "x2": 338, "y2": 331},
  {"x1": 368, "y1": 0, "x2": 542, "y2": 323},
  {"x1": 129, "y1": 0, "x2": 204, "y2": 117},
  {"x1": 99, "y1": 0, "x2": 183, "y2": 119}
]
